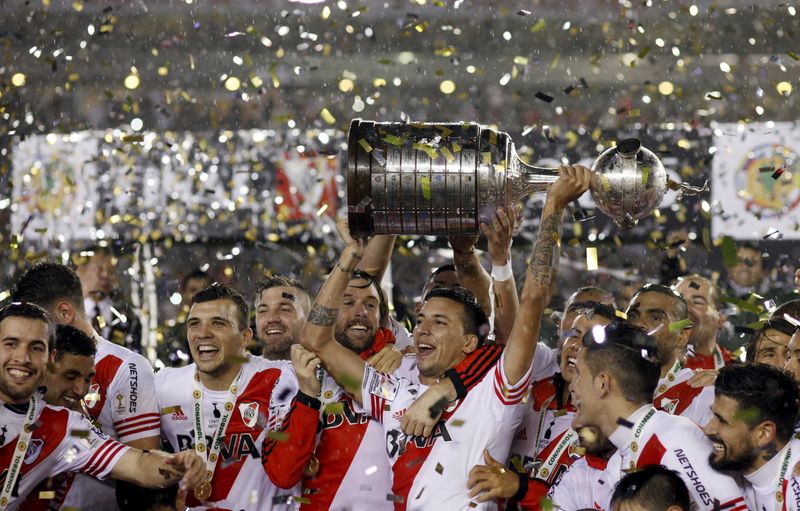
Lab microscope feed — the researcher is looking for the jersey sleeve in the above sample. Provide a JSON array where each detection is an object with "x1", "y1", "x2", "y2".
[
  {"x1": 55, "y1": 411, "x2": 131, "y2": 480},
  {"x1": 388, "y1": 315, "x2": 413, "y2": 351},
  {"x1": 108, "y1": 353, "x2": 160, "y2": 443},
  {"x1": 515, "y1": 476, "x2": 550, "y2": 511},
  {"x1": 261, "y1": 391, "x2": 321, "y2": 489},
  {"x1": 445, "y1": 344, "x2": 503, "y2": 399},
  {"x1": 531, "y1": 343, "x2": 558, "y2": 381},
  {"x1": 660, "y1": 437, "x2": 747, "y2": 511},
  {"x1": 494, "y1": 349, "x2": 533, "y2": 407}
]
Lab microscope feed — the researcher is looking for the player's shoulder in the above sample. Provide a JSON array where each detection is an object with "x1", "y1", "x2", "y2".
[
  {"x1": 97, "y1": 337, "x2": 152, "y2": 369},
  {"x1": 243, "y1": 355, "x2": 295, "y2": 381},
  {"x1": 154, "y1": 363, "x2": 195, "y2": 390},
  {"x1": 653, "y1": 409, "x2": 708, "y2": 442}
]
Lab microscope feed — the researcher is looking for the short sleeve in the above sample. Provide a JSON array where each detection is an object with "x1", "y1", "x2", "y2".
[
  {"x1": 56, "y1": 411, "x2": 131, "y2": 480},
  {"x1": 531, "y1": 343, "x2": 558, "y2": 381},
  {"x1": 109, "y1": 354, "x2": 160, "y2": 442},
  {"x1": 495, "y1": 350, "x2": 533, "y2": 406}
]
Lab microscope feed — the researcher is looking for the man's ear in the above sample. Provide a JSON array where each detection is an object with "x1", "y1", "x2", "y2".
[
  {"x1": 595, "y1": 371, "x2": 611, "y2": 399},
  {"x1": 55, "y1": 301, "x2": 76, "y2": 325},
  {"x1": 463, "y1": 334, "x2": 479, "y2": 355},
  {"x1": 753, "y1": 420, "x2": 778, "y2": 449},
  {"x1": 241, "y1": 327, "x2": 254, "y2": 349},
  {"x1": 48, "y1": 350, "x2": 58, "y2": 364}
]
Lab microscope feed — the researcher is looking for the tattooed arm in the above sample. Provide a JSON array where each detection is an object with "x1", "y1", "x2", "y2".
[
  {"x1": 300, "y1": 220, "x2": 371, "y2": 404},
  {"x1": 502, "y1": 165, "x2": 593, "y2": 385}
]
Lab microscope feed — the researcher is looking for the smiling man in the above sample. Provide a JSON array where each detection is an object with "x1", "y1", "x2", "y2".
[
  {"x1": 303, "y1": 164, "x2": 593, "y2": 509},
  {"x1": 43, "y1": 324, "x2": 97, "y2": 410},
  {"x1": 627, "y1": 284, "x2": 714, "y2": 425},
  {"x1": 254, "y1": 275, "x2": 311, "y2": 361},
  {"x1": 0, "y1": 302, "x2": 205, "y2": 511},
  {"x1": 565, "y1": 321, "x2": 744, "y2": 510},
  {"x1": 703, "y1": 364, "x2": 800, "y2": 510},
  {"x1": 156, "y1": 283, "x2": 320, "y2": 510},
  {"x1": 747, "y1": 318, "x2": 796, "y2": 369}
]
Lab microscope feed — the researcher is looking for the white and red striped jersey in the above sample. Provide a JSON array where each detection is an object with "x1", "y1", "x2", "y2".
[
  {"x1": 2, "y1": 399, "x2": 130, "y2": 511},
  {"x1": 300, "y1": 371, "x2": 393, "y2": 511},
  {"x1": 359, "y1": 351, "x2": 532, "y2": 510},
  {"x1": 653, "y1": 364, "x2": 714, "y2": 426},
  {"x1": 62, "y1": 336, "x2": 160, "y2": 510},
  {"x1": 509, "y1": 374, "x2": 577, "y2": 486},
  {"x1": 602, "y1": 405, "x2": 746, "y2": 511},
  {"x1": 157, "y1": 355, "x2": 316, "y2": 511},
  {"x1": 547, "y1": 454, "x2": 609, "y2": 511},
  {"x1": 743, "y1": 436, "x2": 800, "y2": 511}
]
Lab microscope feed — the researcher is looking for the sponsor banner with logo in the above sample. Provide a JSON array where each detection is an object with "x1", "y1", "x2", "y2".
[{"x1": 711, "y1": 122, "x2": 800, "y2": 239}]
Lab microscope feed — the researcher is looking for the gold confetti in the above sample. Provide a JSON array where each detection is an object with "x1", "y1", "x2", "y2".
[
  {"x1": 358, "y1": 139, "x2": 373, "y2": 153},
  {"x1": 586, "y1": 247, "x2": 598, "y2": 271},
  {"x1": 320, "y1": 108, "x2": 336, "y2": 125},
  {"x1": 38, "y1": 491, "x2": 56, "y2": 499}
]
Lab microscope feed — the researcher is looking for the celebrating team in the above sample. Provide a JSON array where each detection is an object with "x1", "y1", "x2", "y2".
[{"x1": 1, "y1": 164, "x2": 799, "y2": 510}]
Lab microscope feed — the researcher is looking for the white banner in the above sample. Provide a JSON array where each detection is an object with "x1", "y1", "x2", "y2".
[{"x1": 711, "y1": 122, "x2": 800, "y2": 240}]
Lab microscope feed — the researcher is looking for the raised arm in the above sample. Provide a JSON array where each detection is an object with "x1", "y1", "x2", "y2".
[
  {"x1": 503, "y1": 165, "x2": 592, "y2": 385},
  {"x1": 480, "y1": 205, "x2": 520, "y2": 345},
  {"x1": 355, "y1": 234, "x2": 396, "y2": 281},
  {"x1": 449, "y1": 235, "x2": 492, "y2": 314},
  {"x1": 301, "y1": 222, "x2": 369, "y2": 404}
]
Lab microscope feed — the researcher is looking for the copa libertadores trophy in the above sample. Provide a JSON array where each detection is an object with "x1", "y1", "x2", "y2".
[{"x1": 346, "y1": 119, "x2": 667, "y2": 235}]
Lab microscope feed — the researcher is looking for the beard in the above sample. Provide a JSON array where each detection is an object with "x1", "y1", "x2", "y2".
[
  {"x1": 335, "y1": 328, "x2": 376, "y2": 354},
  {"x1": 707, "y1": 435, "x2": 758, "y2": 472},
  {"x1": 0, "y1": 371, "x2": 44, "y2": 403},
  {"x1": 261, "y1": 332, "x2": 296, "y2": 360}
]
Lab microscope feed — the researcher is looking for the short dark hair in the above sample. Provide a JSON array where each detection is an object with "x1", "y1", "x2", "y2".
[
  {"x1": 632, "y1": 283, "x2": 689, "y2": 321},
  {"x1": 567, "y1": 301, "x2": 618, "y2": 321},
  {"x1": 180, "y1": 268, "x2": 210, "y2": 292},
  {"x1": 771, "y1": 299, "x2": 800, "y2": 325},
  {"x1": 715, "y1": 363, "x2": 800, "y2": 444},
  {"x1": 0, "y1": 302, "x2": 56, "y2": 351},
  {"x1": 12, "y1": 262, "x2": 86, "y2": 314},
  {"x1": 611, "y1": 464, "x2": 690, "y2": 511},
  {"x1": 746, "y1": 318, "x2": 799, "y2": 363},
  {"x1": 191, "y1": 283, "x2": 250, "y2": 331},
  {"x1": 54, "y1": 324, "x2": 97, "y2": 361},
  {"x1": 254, "y1": 275, "x2": 308, "y2": 303},
  {"x1": 424, "y1": 286, "x2": 489, "y2": 344},
  {"x1": 583, "y1": 322, "x2": 660, "y2": 404},
  {"x1": 349, "y1": 270, "x2": 389, "y2": 325},
  {"x1": 430, "y1": 264, "x2": 456, "y2": 278}
]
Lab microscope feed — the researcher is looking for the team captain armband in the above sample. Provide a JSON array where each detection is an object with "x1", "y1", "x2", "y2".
[{"x1": 363, "y1": 369, "x2": 400, "y2": 401}]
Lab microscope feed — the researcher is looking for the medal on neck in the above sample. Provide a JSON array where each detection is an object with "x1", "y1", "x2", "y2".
[
  {"x1": 775, "y1": 446, "x2": 792, "y2": 504},
  {"x1": 304, "y1": 365, "x2": 326, "y2": 477},
  {"x1": 655, "y1": 360, "x2": 682, "y2": 396},
  {"x1": 192, "y1": 369, "x2": 241, "y2": 502},
  {"x1": 622, "y1": 406, "x2": 656, "y2": 475},
  {"x1": 0, "y1": 396, "x2": 37, "y2": 510}
]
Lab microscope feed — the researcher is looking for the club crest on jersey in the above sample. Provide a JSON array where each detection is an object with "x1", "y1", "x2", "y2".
[
  {"x1": 238, "y1": 402, "x2": 259, "y2": 428},
  {"x1": 659, "y1": 397, "x2": 679, "y2": 415},
  {"x1": 84, "y1": 383, "x2": 101, "y2": 408},
  {"x1": 24, "y1": 439, "x2": 44, "y2": 465}
]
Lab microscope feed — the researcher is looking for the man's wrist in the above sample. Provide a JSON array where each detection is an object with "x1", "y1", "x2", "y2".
[
  {"x1": 511, "y1": 472, "x2": 528, "y2": 501},
  {"x1": 491, "y1": 260, "x2": 513, "y2": 281}
]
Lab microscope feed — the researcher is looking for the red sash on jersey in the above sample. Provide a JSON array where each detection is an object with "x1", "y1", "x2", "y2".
[
  {"x1": 358, "y1": 328, "x2": 396, "y2": 361},
  {"x1": 685, "y1": 345, "x2": 732, "y2": 371},
  {"x1": 653, "y1": 379, "x2": 705, "y2": 417}
]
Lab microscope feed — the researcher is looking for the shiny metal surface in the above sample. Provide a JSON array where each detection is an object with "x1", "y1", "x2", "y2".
[
  {"x1": 589, "y1": 138, "x2": 667, "y2": 228},
  {"x1": 347, "y1": 119, "x2": 666, "y2": 235}
]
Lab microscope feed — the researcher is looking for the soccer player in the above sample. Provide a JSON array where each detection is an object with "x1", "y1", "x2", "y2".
[
  {"x1": 783, "y1": 327, "x2": 800, "y2": 380},
  {"x1": 482, "y1": 302, "x2": 616, "y2": 507},
  {"x1": 254, "y1": 275, "x2": 310, "y2": 361},
  {"x1": 673, "y1": 275, "x2": 732, "y2": 370},
  {"x1": 746, "y1": 318, "x2": 795, "y2": 369},
  {"x1": 703, "y1": 363, "x2": 800, "y2": 510},
  {"x1": 566, "y1": 321, "x2": 745, "y2": 510},
  {"x1": 43, "y1": 324, "x2": 97, "y2": 411},
  {"x1": 626, "y1": 284, "x2": 714, "y2": 425},
  {"x1": 302, "y1": 164, "x2": 592, "y2": 509},
  {"x1": 611, "y1": 465, "x2": 691, "y2": 511},
  {"x1": 0, "y1": 302, "x2": 204, "y2": 510},
  {"x1": 156, "y1": 283, "x2": 320, "y2": 510},
  {"x1": 12, "y1": 262, "x2": 162, "y2": 510}
]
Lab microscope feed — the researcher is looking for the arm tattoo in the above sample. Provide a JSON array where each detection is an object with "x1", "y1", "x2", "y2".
[
  {"x1": 528, "y1": 212, "x2": 564, "y2": 286},
  {"x1": 308, "y1": 304, "x2": 339, "y2": 326}
]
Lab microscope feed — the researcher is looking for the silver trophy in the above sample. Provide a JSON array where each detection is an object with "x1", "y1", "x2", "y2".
[{"x1": 347, "y1": 119, "x2": 667, "y2": 235}]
